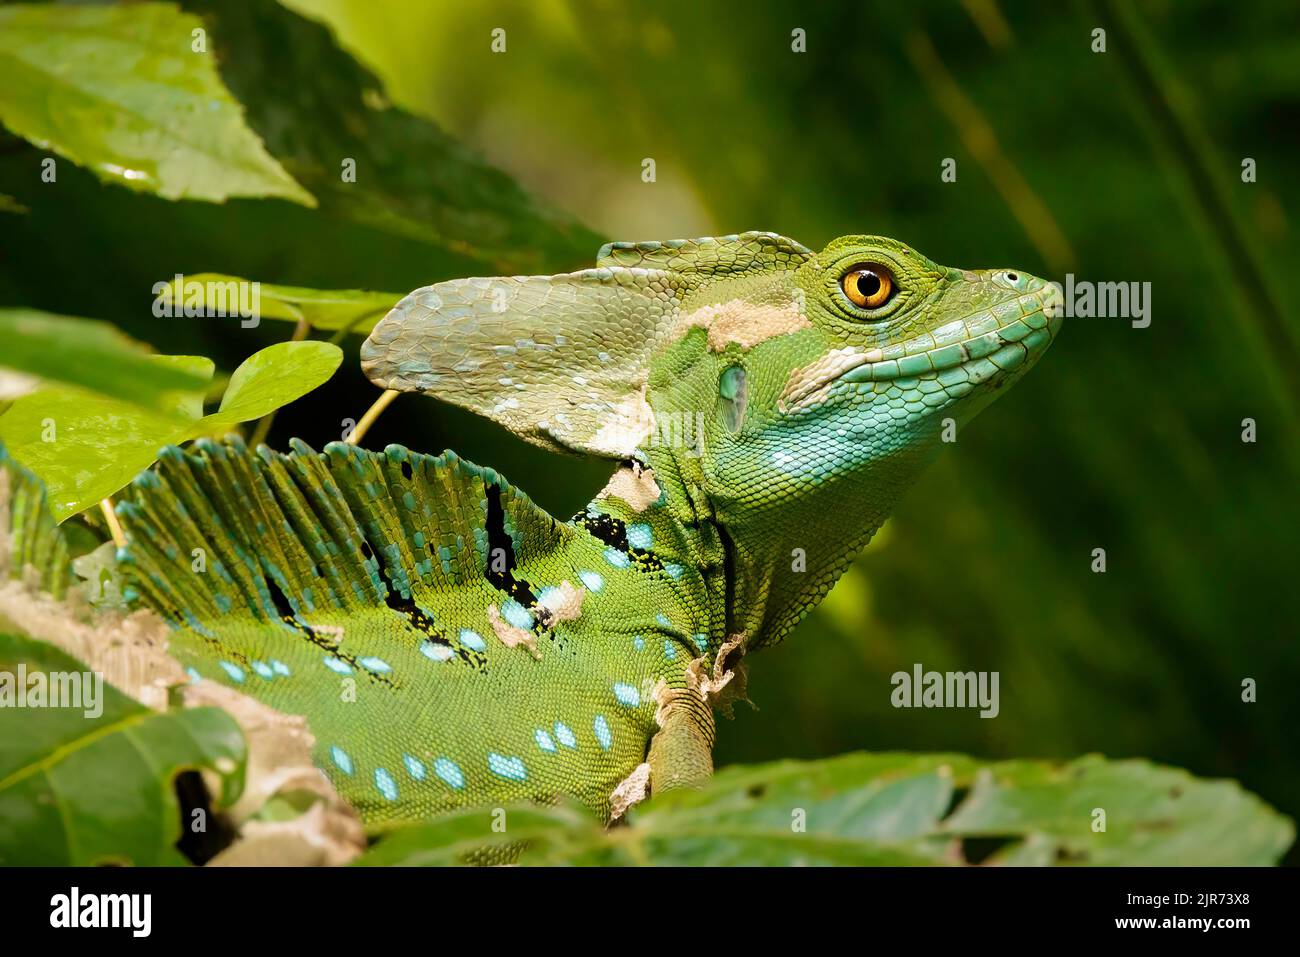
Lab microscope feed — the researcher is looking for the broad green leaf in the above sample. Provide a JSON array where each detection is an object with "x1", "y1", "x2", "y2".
[
  {"x1": 0, "y1": 341, "x2": 342, "y2": 520},
  {"x1": 355, "y1": 803, "x2": 596, "y2": 867},
  {"x1": 0, "y1": 387, "x2": 199, "y2": 521},
  {"x1": 214, "y1": 341, "x2": 344, "y2": 421},
  {"x1": 156, "y1": 355, "x2": 219, "y2": 421},
  {"x1": 157, "y1": 274, "x2": 402, "y2": 334},
  {"x1": 0, "y1": 309, "x2": 213, "y2": 411},
  {"x1": 0, "y1": 3, "x2": 314, "y2": 206},
  {"x1": 0, "y1": 632, "x2": 246, "y2": 866},
  {"x1": 937, "y1": 755, "x2": 1294, "y2": 866},
  {"x1": 186, "y1": 0, "x2": 600, "y2": 272},
  {"x1": 358, "y1": 752, "x2": 1295, "y2": 866}
]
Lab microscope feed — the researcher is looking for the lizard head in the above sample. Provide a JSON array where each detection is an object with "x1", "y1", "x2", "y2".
[
  {"x1": 361, "y1": 230, "x2": 1059, "y2": 504},
  {"x1": 639, "y1": 234, "x2": 1061, "y2": 513},
  {"x1": 750, "y1": 234, "x2": 1059, "y2": 458}
]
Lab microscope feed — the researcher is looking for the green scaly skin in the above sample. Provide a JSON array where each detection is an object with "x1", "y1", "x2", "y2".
[{"x1": 112, "y1": 232, "x2": 1061, "y2": 826}]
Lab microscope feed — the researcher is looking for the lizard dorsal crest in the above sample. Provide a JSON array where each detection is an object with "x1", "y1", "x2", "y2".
[
  {"x1": 360, "y1": 232, "x2": 812, "y2": 459},
  {"x1": 595, "y1": 231, "x2": 811, "y2": 273}
]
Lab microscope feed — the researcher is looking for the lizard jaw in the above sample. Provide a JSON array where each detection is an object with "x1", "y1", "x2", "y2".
[{"x1": 778, "y1": 286, "x2": 1063, "y2": 414}]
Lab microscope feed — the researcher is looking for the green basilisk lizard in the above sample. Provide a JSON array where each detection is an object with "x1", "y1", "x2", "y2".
[{"x1": 110, "y1": 232, "x2": 1061, "y2": 826}]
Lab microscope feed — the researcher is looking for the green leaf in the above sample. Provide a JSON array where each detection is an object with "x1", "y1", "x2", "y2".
[
  {"x1": 0, "y1": 193, "x2": 26, "y2": 215},
  {"x1": 0, "y1": 387, "x2": 198, "y2": 522},
  {"x1": 0, "y1": 341, "x2": 341, "y2": 520},
  {"x1": 157, "y1": 274, "x2": 402, "y2": 334},
  {"x1": 0, "y1": 632, "x2": 246, "y2": 866},
  {"x1": 186, "y1": 0, "x2": 600, "y2": 272},
  {"x1": 355, "y1": 804, "x2": 596, "y2": 867},
  {"x1": 358, "y1": 752, "x2": 1295, "y2": 866},
  {"x1": 214, "y1": 341, "x2": 344, "y2": 421},
  {"x1": 155, "y1": 355, "x2": 219, "y2": 421},
  {"x1": 938, "y1": 755, "x2": 1294, "y2": 866},
  {"x1": 0, "y1": 3, "x2": 314, "y2": 206},
  {"x1": 0, "y1": 309, "x2": 213, "y2": 411}
]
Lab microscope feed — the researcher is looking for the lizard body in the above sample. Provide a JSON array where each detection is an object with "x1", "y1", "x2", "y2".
[{"x1": 114, "y1": 232, "x2": 1061, "y2": 825}]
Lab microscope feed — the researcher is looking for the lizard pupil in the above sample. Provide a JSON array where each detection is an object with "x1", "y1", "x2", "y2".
[{"x1": 856, "y1": 273, "x2": 881, "y2": 297}]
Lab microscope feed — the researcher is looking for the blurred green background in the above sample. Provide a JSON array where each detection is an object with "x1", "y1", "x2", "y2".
[{"x1": 1, "y1": 0, "x2": 1296, "y2": 858}]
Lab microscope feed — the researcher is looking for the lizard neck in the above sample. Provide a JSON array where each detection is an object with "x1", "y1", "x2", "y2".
[
  {"x1": 585, "y1": 435, "x2": 938, "y2": 656},
  {"x1": 578, "y1": 448, "x2": 730, "y2": 655},
  {"x1": 712, "y1": 465, "x2": 894, "y2": 649},
  {"x1": 682, "y1": 435, "x2": 942, "y2": 652}
]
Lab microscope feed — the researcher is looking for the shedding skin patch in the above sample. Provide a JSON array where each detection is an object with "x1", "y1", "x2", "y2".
[
  {"x1": 684, "y1": 633, "x2": 750, "y2": 719},
  {"x1": 608, "y1": 762, "x2": 652, "y2": 822},
  {"x1": 585, "y1": 383, "x2": 656, "y2": 458},
  {"x1": 487, "y1": 603, "x2": 540, "y2": 659},
  {"x1": 673, "y1": 299, "x2": 811, "y2": 352},
  {"x1": 596, "y1": 462, "x2": 662, "y2": 512},
  {"x1": 778, "y1": 346, "x2": 870, "y2": 412},
  {"x1": 535, "y1": 579, "x2": 585, "y2": 625},
  {"x1": 719, "y1": 365, "x2": 748, "y2": 432},
  {"x1": 652, "y1": 678, "x2": 673, "y2": 725}
]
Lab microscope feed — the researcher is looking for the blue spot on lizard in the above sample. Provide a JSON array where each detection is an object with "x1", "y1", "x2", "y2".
[
  {"x1": 403, "y1": 754, "x2": 427, "y2": 780},
  {"x1": 219, "y1": 661, "x2": 245, "y2": 683},
  {"x1": 434, "y1": 758, "x2": 465, "y2": 790},
  {"x1": 487, "y1": 753, "x2": 528, "y2": 781},
  {"x1": 554, "y1": 722, "x2": 578, "y2": 749},
  {"x1": 593, "y1": 715, "x2": 612, "y2": 750},
  {"x1": 626, "y1": 523, "x2": 653, "y2": 549},
  {"x1": 420, "y1": 640, "x2": 455, "y2": 662},
  {"x1": 375, "y1": 767, "x2": 399, "y2": 801},
  {"x1": 331, "y1": 746, "x2": 354, "y2": 775},
  {"x1": 613, "y1": 683, "x2": 641, "y2": 707}
]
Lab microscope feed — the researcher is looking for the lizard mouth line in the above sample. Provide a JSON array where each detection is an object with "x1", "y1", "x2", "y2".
[
  {"x1": 839, "y1": 305, "x2": 1057, "y2": 383},
  {"x1": 779, "y1": 303, "x2": 1061, "y2": 412}
]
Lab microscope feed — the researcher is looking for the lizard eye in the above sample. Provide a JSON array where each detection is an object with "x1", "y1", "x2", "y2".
[{"x1": 840, "y1": 264, "x2": 895, "y2": 310}]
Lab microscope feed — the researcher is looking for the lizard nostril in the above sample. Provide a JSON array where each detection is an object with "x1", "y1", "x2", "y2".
[{"x1": 1007, "y1": 272, "x2": 1019, "y2": 282}]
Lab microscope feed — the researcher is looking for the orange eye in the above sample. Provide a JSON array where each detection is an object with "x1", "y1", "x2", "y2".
[{"x1": 841, "y1": 264, "x2": 894, "y2": 309}]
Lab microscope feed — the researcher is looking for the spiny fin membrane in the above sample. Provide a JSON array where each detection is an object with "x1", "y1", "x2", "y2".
[
  {"x1": 112, "y1": 435, "x2": 571, "y2": 638},
  {"x1": 0, "y1": 441, "x2": 71, "y2": 599},
  {"x1": 113, "y1": 436, "x2": 574, "y2": 631}
]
